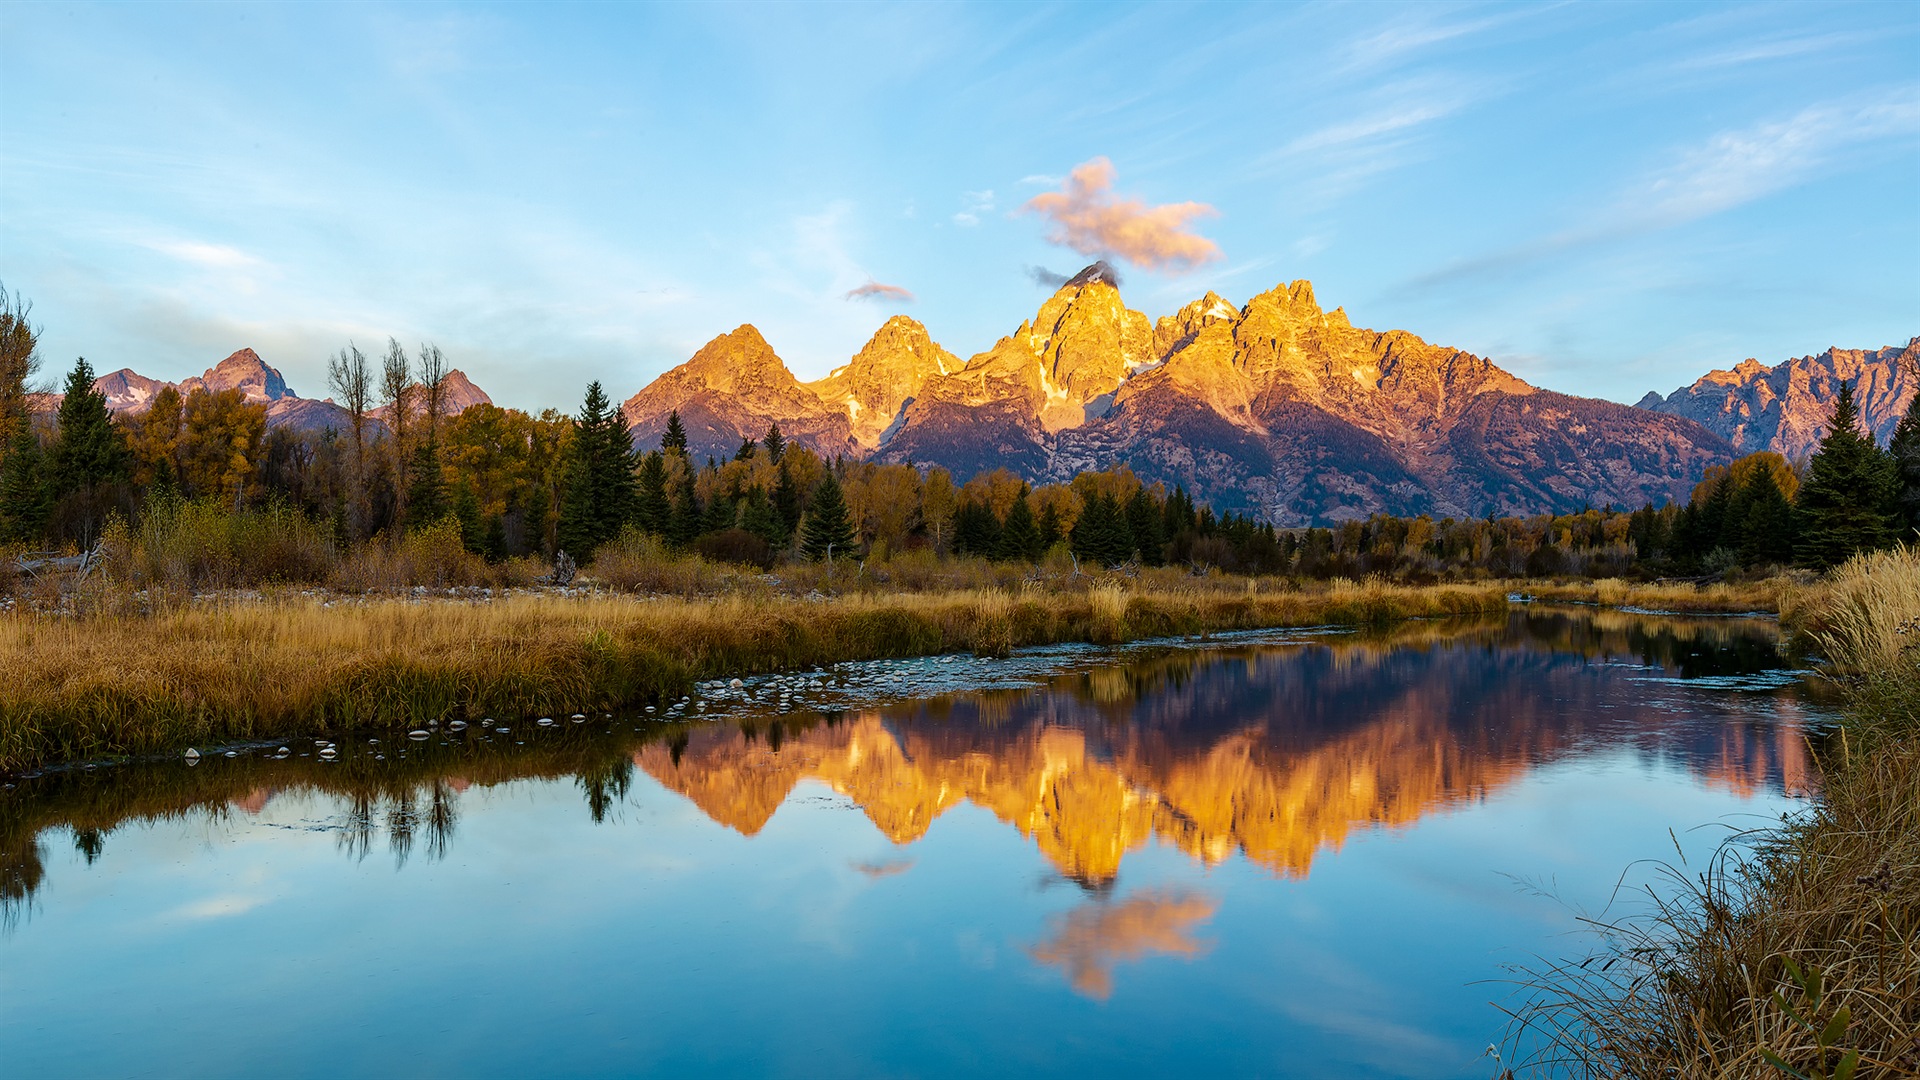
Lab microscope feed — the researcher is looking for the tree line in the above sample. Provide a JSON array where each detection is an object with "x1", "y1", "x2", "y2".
[{"x1": 3, "y1": 281, "x2": 1916, "y2": 579}]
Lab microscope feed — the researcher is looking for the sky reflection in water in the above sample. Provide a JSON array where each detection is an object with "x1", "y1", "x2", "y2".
[{"x1": 0, "y1": 609, "x2": 1826, "y2": 1078}]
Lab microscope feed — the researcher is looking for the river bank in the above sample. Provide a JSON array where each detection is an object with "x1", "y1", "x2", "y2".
[
  {"x1": 0, "y1": 577, "x2": 1514, "y2": 773},
  {"x1": 1510, "y1": 547, "x2": 1920, "y2": 1077}
]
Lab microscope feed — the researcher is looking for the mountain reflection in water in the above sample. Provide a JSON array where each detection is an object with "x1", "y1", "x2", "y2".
[{"x1": 0, "y1": 609, "x2": 1820, "y2": 931}]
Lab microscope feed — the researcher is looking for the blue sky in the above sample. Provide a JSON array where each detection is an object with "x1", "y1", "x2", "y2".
[{"x1": 2, "y1": 1, "x2": 1916, "y2": 412}]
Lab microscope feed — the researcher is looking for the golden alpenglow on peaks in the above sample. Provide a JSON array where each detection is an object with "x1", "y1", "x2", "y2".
[{"x1": 610, "y1": 265, "x2": 1749, "y2": 522}]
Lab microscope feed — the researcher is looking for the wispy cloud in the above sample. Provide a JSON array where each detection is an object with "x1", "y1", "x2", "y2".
[
  {"x1": 844, "y1": 280, "x2": 915, "y2": 303},
  {"x1": 1339, "y1": 6, "x2": 1548, "y2": 73},
  {"x1": 952, "y1": 189, "x2": 994, "y2": 227},
  {"x1": 1672, "y1": 30, "x2": 1875, "y2": 72},
  {"x1": 141, "y1": 238, "x2": 265, "y2": 270},
  {"x1": 1400, "y1": 89, "x2": 1920, "y2": 292},
  {"x1": 1022, "y1": 157, "x2": 1221, "y2": 273}
]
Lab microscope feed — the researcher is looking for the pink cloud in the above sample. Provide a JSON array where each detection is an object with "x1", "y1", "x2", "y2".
[
  {"x1": 844, "y1": 280, "x2": 916, "y2": 302},
  {"x1": 1022, "y1": 158, "x2": 1222, "y2": 272}
]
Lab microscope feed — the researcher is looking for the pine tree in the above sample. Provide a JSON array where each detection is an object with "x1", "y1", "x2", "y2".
[
  {"x1": 800, "y1": 472, "x2": 857, "y2": 561},
  {"x1": 1739, "y1": 468, "x2": 1796, "y2": 567},
  {"x1": 405, "y1": 439, "x2": 448, "y2": 529},
  {"x1": 636, "y1": 452, "x2": 671, "y2": 535},
  {"x1": 0, "y1": 427, "x2": 49, "y2": 543},
  {"x1": 1125, "y1": 487, "x2": 1164, "y2": 565},
  {"x1": 1796, "y1": 382, "x2": 1898, "y2": 568},
  {"x1": 740, "y1": 486, "x2": 787, "y2": 548},
  {"x1": 1070, "y1": 492, "x2": 1132, "y2": 567},
  {"x1": 555, "y1": 381, "x2": 639, "y2": 558},
  {"x1": 1000, "y1": 494, "x2": 1042, "y2": 561},
  {"x1": 701, "y1": 491, "x2": 737, "y2": 535},
  {"x1": 763, "y1": 423, "x2": 785, "y2": 464},
  {"x1": 662, "y1": 410, "x2": 689, "y2": 455},
  {"x1": 734, "y1": 436, "x2": 757, "y2": 462},
  {"x1": 48, "y1": 357, "x2": 127, "y2": 499},
  {"x1": 1036, "y1": 501, "x2": 1062, "y2": 550},
  {"x1": 667, "y1": 472, "x2": 701, "y2": 547},
  {"x1": 451, "y1": 479, "x2": 486, "y2": 554},
  {"x1": 953, "y1": 501, "x2": 1001, "y2": 557},
  {"x1": 1889, "y1": 382, "x2": 1920, "y2": 539},
  {"x1": 773, "y1": 460, "x2": 802, "y2": 536}
]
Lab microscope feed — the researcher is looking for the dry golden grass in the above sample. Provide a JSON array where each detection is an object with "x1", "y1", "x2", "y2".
[
  {"x1": 0, "y1": 578, "x2": 1507, "y2": 772},
  {"x1": 1509, "y1": 549, "x2": 1920, "y2": 1078},
  {"x1": 1523, "y1": 575, "x2": 1805, "y2": 615}
]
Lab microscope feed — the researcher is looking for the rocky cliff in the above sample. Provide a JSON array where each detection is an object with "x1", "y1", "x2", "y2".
[{"x1": 1639, "y1": 338, "x2": 1920, "y2": 460}]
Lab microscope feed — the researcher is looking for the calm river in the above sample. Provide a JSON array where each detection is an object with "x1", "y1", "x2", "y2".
[{"x1": 0, "y1": 608, "x2": 1826, "y2": 1078}]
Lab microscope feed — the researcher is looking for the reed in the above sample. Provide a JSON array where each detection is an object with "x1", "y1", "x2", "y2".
[
  {"x1": 0, "y1": 578, "x2": 1507, "y2": 773},
  {"x1": 1505, "y1": 549, "x2": 1920, "y2": 1078}
]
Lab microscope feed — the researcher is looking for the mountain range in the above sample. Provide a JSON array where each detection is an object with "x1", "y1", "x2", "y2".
[
  {"x1": 43, "y1": 269, "x2": 1913, "y2": 523},
  {"x1": 39, "y1": 348, "x2": 492, "y2": 436},
  {"x1": 622, "y1": 263, "x2": 1862, "y2": 522}
]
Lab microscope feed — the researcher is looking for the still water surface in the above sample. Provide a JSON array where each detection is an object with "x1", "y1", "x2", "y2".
[{"x1": 0, "y1": 609, "x2": 1827, "y2": 1078}]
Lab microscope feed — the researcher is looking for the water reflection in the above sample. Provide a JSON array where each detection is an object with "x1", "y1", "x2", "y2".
[
  {"x1": 1029, "y1": 888, "x2": 1218, "y2": 1000},
  {"x1": 0, "y1": 608, "x2": 1822, "y2": 931}
]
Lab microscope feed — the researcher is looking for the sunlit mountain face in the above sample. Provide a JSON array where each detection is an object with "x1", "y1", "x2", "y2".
[{"x1": 0, "y1": 608, "x2": 1823, "y2": 926}]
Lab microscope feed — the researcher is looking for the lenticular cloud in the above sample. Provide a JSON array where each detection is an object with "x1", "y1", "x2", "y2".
[{"x1": 1022, "y1": 158, "x2": 1222, "y2": 273}]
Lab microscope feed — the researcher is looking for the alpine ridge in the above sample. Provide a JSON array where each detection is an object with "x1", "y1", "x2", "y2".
[
  {"x1": 31, "y1": 348, "x2": 494, "y2": 437},
  {"x1": 619, "y1": 266, "x2": 1738, "y2": 522},
  {"x1": 1638, "y1": 338, "x2": 1920, "y2": 461}
]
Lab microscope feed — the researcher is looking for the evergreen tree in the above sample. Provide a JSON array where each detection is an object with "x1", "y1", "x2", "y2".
[
  {"x1": 450, "y1": 479, "x2": 486, "y2": 554},
  {"x1": 1697, "y1": 471, "x2": 1737, "y2": 558},
  {"x1": 740, "y1": 486, "x2": 788, "y2": 549},
  {"x1": 0, "y1": 427, "x2": 49, "y2": 543},
  {"x1": 953, "y1": 501, "x2": 1001, "y2": 557},
  {"x1": 667, "y1": 471, "x2": 701, "y2": 547},
  {"x1": 734, "y1": 436, "x2": 756, "y2": 462},
  {"x1": 661, "y1": 410, "x2": 688, "y2": 454},
  {"x1": 1070, "y1": 493, "x2": 1132, "y2": 567},
  {"x1": 773, "y1": 460, "x2": 802, "y2": 536},
  {"x1": 405, "y1": 439, "x2": 448, "y2": 529},
  {"x1": 48, "y1": 356, "x2": 127, "y2": 499},
  {"x1": 1162, "y1": 484, "x2": 1197, "y2": 541},
  {"x1": 1000, "y1": 494, "x2": 1042, "y2": 561},
  {"x1": 635, "y1": 452, "x2": 671, "y2": 535},
  {"x1": 1889, "y1": 383, "x2": 1920, "y2": 539},
  {"x1": 1036, "y1": 501, "x2": 1063, "y2": 550},
  {"x1": 763, "y1": 423, "x2": 785, "y2": 464},
  {"x1": 555, "y1": 381, "x2": 639, "y2": 557},
  {"x1": 701, "y1": 490, "x2": 737, "y2": 535},
  {"x1": 800, "y1": 472, "x2": 857, "y2": 560},
  {"x1": 1739, "y1": 468, "x2": 1796, "y2": 567},
  {"x1": 1125, "y1": 488, "x2": 1164, "y2": 565},
  {"x1": 1795, "y1": 382, "x2": 1898, "y2": 568}
]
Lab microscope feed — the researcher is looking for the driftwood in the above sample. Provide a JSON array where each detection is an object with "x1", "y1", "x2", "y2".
[{"x1": 15, "y1": 546, "x2": 106, "y2": 583}]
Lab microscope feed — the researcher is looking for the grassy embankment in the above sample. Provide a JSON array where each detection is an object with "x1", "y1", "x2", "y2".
[
  {"x1": 0, "y1": 574, "x2": 1513, "y2": 773},
  {"x1": 1509, "y1": 547, "x2": 1920, "y2": 1078},
  {"x1": 0, "y1": 514, "x2": 1802, "y2": 774}
]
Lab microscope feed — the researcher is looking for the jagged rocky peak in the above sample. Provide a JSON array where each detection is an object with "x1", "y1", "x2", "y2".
[
  {"x1": 92, "y1": 368, "x2": 171, "y2": 414},
  {"x1": 812, "y1": 316, "x2": 959, "y2": 450},
  {"x1": 676, "y1": 325, "x2": 794, "y2": 392},
  {"x1": 1024, "y1": 262, "x2": 1154, "y2": 428},
  {"x1": 439, "y1": 369, "x2": 493, "y2": 412},
  {"x1": 1064, "y1": 260, "x2": 1122, "y2": 289},
  {"x1": 181, "y1": 347, "x2": 292, "y2": 404}
]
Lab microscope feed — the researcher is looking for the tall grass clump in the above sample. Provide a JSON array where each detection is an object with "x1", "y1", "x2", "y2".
[
  {"x1": 111, "y1": 497, "x2": 334, "y2": 591},
  {"x1": 1506, "y1": 547, "x2": 1920, "y2": 1077}
]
